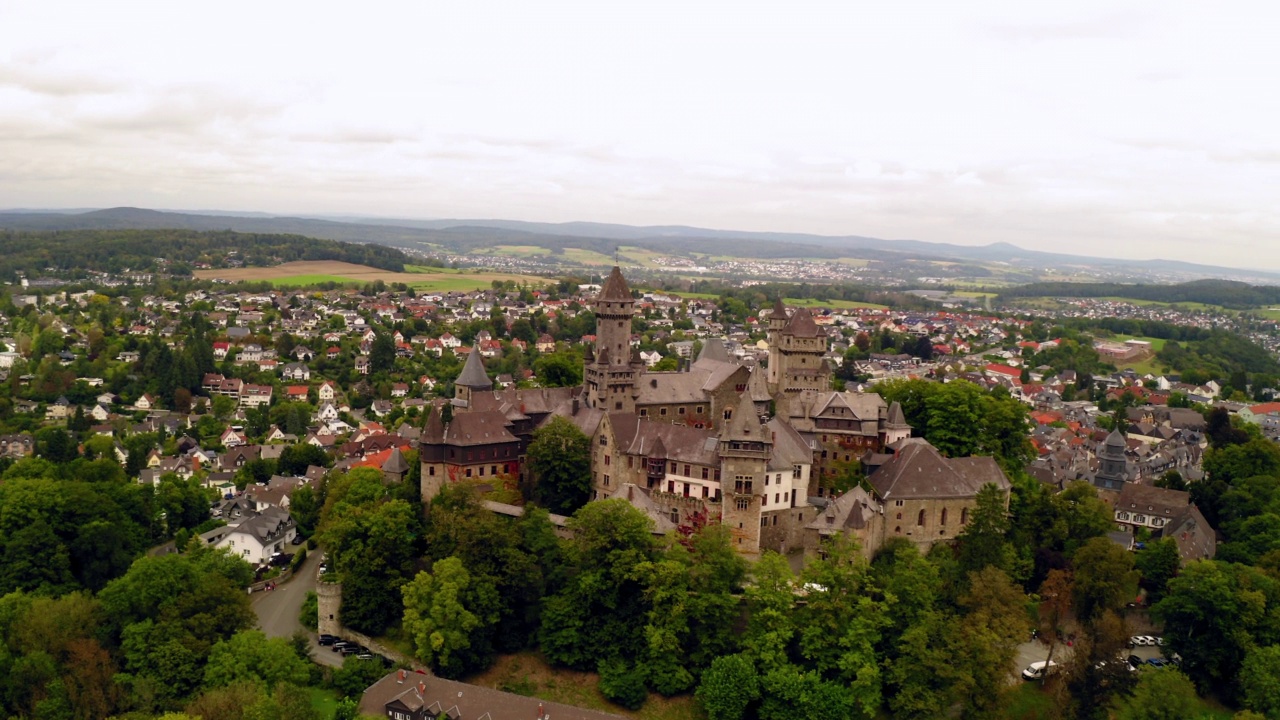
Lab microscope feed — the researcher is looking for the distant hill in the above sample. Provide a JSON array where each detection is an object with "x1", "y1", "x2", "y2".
[
  {"x1": 0, "y1": 226, "x2": 409, "y2": 279},
  {"x1": 3, "y1": 207, "x2": 1278, "y2": 283},
  {"x1": 997, "y1": 279, "x2": 1280, "y2": 309}
]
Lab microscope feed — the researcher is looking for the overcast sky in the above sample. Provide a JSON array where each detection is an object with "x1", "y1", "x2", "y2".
[{"x1": 1, "y1": 2, "x2": 1277, "y2": 268}]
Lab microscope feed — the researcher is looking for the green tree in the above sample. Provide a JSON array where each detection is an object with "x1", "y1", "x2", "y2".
[
  {"x1": 203, "y1": 629, "x2": 311, "y2": 689},
  {"x1": 1115, "y1": 667, "x2": 1200, "y2": 720},
  {"x1": 534, "y1": 351, "x2": 583, "y2": 387},
  {"x1": 402, "y1": 556, "x2": 500, "y2": 678},
  {"x1": 758, "y1": 664, "x2": 856, "y2": 720},
  {"x1": 950, "y1": 567, "x2": 1032, "y2": 719},
  {"x1": 526, "y1": 416, "x2": 592, "y2": 515},
  {"x1": 1152, "y1": 560, "x2": 1280, "y2": 697},
  {"x1": 539, "y1": 500, "x2": 659, "y2": 670},
  {"x1": 696, "y1": 654, "x2": 760, "y2": 720},
  {"x1": 796, "y1": 535, "x2": 885, "y2": 718},
  {"x1": 1240, "y1": 645, "x2": 1280, "y2": 720},
  {"x1": 1072, "y1": 536, "x2": 1138, "y2": 621},
  {"x1": 370, "y1": 332, "x2": 396, "y2": 373},
  {"x1": 1135, "y1": 538, "x2": 1181, "y2": 604},
  {"x1": 598, "y1": 657, "x2": 648, "y2": 710},
  {"x1": 742, "y1": 551, "x2": 796, "y2": 671},
  {"x1": 956, "y1": 483, "x2": 1013, "y2": 577}
]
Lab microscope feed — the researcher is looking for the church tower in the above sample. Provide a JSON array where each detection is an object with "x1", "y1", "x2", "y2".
[
  {"x1": 584, "y1": 267, "x2": 643, "y2": 413},
  {"x1": 1093, "y1": 428, "x2": 1129, "y2": 491}
]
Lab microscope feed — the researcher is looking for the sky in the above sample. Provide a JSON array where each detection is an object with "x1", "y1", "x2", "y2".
[{"x1": 1, "y1": 1, "x2": 1278, "y2": 269}]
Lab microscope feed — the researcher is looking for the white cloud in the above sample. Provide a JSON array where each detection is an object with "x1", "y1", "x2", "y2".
[{"x1": 0, "y1": 0, "x2": 1277, "y2": 269}]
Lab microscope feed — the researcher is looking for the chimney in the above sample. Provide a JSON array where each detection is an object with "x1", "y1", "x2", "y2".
[
  {"x1": 398, "y1": 669, "x2": 406, "y2": 683},
  {"x1": 418, "y1": 681, "x2": 426, "y2": 696},
  {"x1": 538, "y1": 703, "x2": 544, "y2": 720}
]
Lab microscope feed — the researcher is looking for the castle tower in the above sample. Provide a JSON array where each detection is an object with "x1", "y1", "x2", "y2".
[
  {"x1": 719, "y1": 391, "x2": 772, "y2": 557},
  {"x1": 584, "y1": 267, "x2": 643, "y2": 413},
  {"x1": 454, "y1": 348, "x2": 492, "y2": 406},
  {"x1": 769, "y1": 305, "x2": 830, "y2": 397},
  {"x1": 419, "y1": 407, "x2": 447, "y2": 503},
  {"x1": 766, "y1": 297, "x2": 788, "y2": 387}
]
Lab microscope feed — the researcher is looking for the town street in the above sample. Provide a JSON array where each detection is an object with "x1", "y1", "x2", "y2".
[{"x1": 251, "y1": 549, "x2": 344, "y2": 668}]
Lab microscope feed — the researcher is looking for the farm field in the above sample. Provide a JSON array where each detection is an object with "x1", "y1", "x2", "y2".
[
  {"x1": 195, "y1": 260, "x2": 545, "y2": 292},
  {"x1": 784, "y1": 297, "x2": 887, "y2": 310}
]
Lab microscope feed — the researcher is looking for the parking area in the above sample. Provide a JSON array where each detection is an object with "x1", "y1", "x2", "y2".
[{"x1": 1014, "y1": 634, "x2": 1175, "y2": 682}]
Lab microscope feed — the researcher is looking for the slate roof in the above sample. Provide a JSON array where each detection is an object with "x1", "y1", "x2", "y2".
[
  {"x1": 807, "y1": 487, "x2": 881, "y2": 533},
  {"x1": 360, "y1": 670, "x2": 624, "y2": 720},
  {"x1": 609, "y1": 413, "x2": 719, "y2": 465},
  {"x1": 439, "y1": 411, "x2": 519, "y2": 447},
  {"x1": 1160, "y1": 504, "x2": 1217, "y2": 563},
  {"x1": 1116, "y1": 483, "x2": 1190, "y2": 517},
  {"x1": 599, "y1": 266, "x2": 632, "y2": 301},
  {"x1": 869, "y1": 439, "x2": 1009, "y2": 500},
  {"x1": 781, "y1": 306, "x2": 822, "y2": 338},
  {"x1": 609, "y1": 483, "x2": 677, "y2": 532}
]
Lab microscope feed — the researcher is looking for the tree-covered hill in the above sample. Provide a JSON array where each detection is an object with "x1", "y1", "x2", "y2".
[
  {"x1": 998, "y1": 279, "x2": 1280, "y2": 309},
  {"x1": 0, "y1": 228, "x2": 408, "y2": 279}
]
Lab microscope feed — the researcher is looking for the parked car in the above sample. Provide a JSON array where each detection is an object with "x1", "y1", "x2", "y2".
[
  {"x1": 356, "y1": 651, "x2": 375, "y2": 660},
  {"x1": 1146, "y1": 658, "x2": 1169, "y2": 669},
  {"x1": 1154, "y1": 636, "x2": 1164, "y2": 646},
  {"x1": 1022, "y1": 660, "x2": 1058, "y2": 680},
  {"x1": 1127, "y1": 655, "x2": 1144, "y2": 669},
  {"x1": 332, "y1": 641, "x2": 352, "y2": 653},
  {"x1": 291, "y1": 535, "x2": 305, "y2": 545},
  {"x1": 339, "y1": 645, "x2": 360, "y2": 656},
  {"x1": 1139, "y1": 635, "x2": 1157, "y2": 646},
  {"x1": 318, "y1": 634, "x2": 339, "y2": 646}
]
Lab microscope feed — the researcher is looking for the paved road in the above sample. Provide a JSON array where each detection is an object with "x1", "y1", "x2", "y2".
[{"x1": 251, "y1": 549, "x2": 344, "y2": 668}]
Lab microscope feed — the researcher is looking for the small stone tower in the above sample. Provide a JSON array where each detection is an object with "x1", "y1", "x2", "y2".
[
  {"x1": 454, "y1": 348, "x2": 492, "y2": 407},
  {"x1": 583, "y1": 267, "x2": 644, "y2": 413},
  {"x1": 316, "y1": 578, "x2": 343, "y2": 637},
  {"x1": 719, "y1": 391, "x2": 772, "y2": 557},
  {"x1": 883, "y1": 401, "x2": 912, "y2": 446}
]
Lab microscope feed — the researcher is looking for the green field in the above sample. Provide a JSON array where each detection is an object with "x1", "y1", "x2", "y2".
[
  {"x1": 560, "y1": 248, "x2": 619, "y2": 266},
  {"x1": 1256, "y1": 308, "x2": 1280, "y2": 321},
  {"x1": 471, "y1": 244, "x2": 552, "y2": 257},
  {"x1": 270, "y1": 274, "x2": 357, "y2": 287},
  {"x1": 1096, "y1": 296, "x2": 1228, "y2": 312}
]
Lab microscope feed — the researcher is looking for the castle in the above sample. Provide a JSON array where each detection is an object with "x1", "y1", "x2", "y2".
[{"x1": 420, "y1": 267, "x2": 1006, "y2": 557}]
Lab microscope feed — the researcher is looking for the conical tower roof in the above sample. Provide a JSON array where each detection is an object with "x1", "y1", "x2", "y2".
[
  {"x1": 599, "y1": 266, "x2": 632, "y2": 300},
  {"x1": 698, "y1": 337, "x2": 731, "y2": 363},
  {"x1": 772, "y1": 295, "x2": 787, "y2": 318},
  {"x1": 886, "y1": 400, "x2": 909, "y2": 428},
  {"x1": 381, "y1": 446, "x2": 410, "y2": 474},
  {"x1": 456, "y1": 348, "x2": 493, "y2": 389},
  {"x1": 724, "y1": 390, "x2": 766, "y2": 442},
  {"x1": 422, "y1": 405, "x2": 445, "y2": 443},
  {"x1": 1105, "y1": 427, "x2": 1126, "y2": 449},
  {"x1": 748, "y1": 364, "x2": 772, "y2": 402},
  {"x1": 649, "y1": 434, "x2": 667, "y2": 460}
]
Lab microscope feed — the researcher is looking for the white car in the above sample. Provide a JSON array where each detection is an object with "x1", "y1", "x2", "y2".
[
  {"x1": 1154, "y1": 636, "x2": 1164, "y2": 646},
  {"x1": 1139, "y1": 635, "x2": 1157, "y2": 646},
  {"x1": 1022, "y1": 660, "x2": 1058, "y2": 680},
  {"x1": 1130, "y1": 635, "x2": 1151, "y2": 646}
]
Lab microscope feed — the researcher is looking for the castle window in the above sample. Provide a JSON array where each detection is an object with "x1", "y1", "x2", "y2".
[
  {"x1": 736, "y1": 498, "x2": 749, "y2": 511},
  {"x1": 702, "y1": 467, "x2": 709, "y2": 479},
  {"x1": 428, "y1": 467, "x2": 435, "y2": 476},
  {"x1": 465, "y1": 468, "x2": 472, "y2": 478},
  {"x1": 896, "y1": 512, "x2": 902, "y2": 520},
  {"x1": 793, "y1": 465, "x2": 802, "y2": 479},
  {"x1": 703, "y1": 486, "x2": 709, "y2": 498},
  {"x1": 639, "y1": 408, "x2": 648, "y2": 416},
  {"x1": 671, "y1": 509, "x2": 680, "y2": 524},
  {"x1": 961, "y1": 507, "x2": 969, "y2": 524},
  {"x1": 917, "y1": 509, "x2": 926, "y2": 527},
  {"x1": 604, "y1": 455, "x2": 610, "y2": 466},
  {"x1": 696, "y1": 406, "x2": 704, "y2": 414},
  {"x1": 599, "y1": 435, "x2": 608, "y2": 446},
  {"x1": 668, "y1": 481, "x2": 675, "y2": 493},
  {"x1": 775, "y1": 493, "x2": 780, "y2": 504},
  {"x1": 660, "y1": 408, "x2": 668, "y2": 416},
  {"x1": 895, "y1": 526, "x2": 901, "y2": 534},
  {"x1": 761, "y1": 517, "x2": 768, "y2": 527},
  {"x1": 604, "y1": 474, "x2": 610, "y2": 486},
  {"x1": 683, "y1": 483, "x2": 690, "y2": 497},
  {"x1": 895, "y1": 500, "x2": 904, "y2": 507},
  {"x1": 773, "y1": 515, "x2": 779, "y2": 526},
  {"x1": 940, "y1": 508, "x2": 948, "y2": 526},
  {"x1": 724, "y1": 410, "x2": 732, "y2": 420},
  {"x1": 684, "y1": 464, "x2": 691, "y2": 476}
]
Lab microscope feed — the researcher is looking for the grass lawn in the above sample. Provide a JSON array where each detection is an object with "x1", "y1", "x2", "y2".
[
  {"x1": 466, "y1": 652, "x2": 706, "y2": 720},
  {"x1": 408, "y1": 274, "x2": 546, "y2": 293},
  {"x1": 663, "y1": 290, "x2": 720, "y2": 300},
  {"x1": 307, "y1": 687, "x2": 340, "y2": 719},
  {"x1": 1256, "y1": 308, "x2": 1280, "y2": 321},
  {"x1": 1004, "y1": 682, "x2": 1056, "y2": 720},
  {"x1": 561, "y1": 248, "x2": 619, "y2": 266}
]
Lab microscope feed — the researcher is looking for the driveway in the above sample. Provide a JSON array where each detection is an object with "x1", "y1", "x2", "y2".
[{"x1": 251, "y1": 548, "x2": 344, "y2": 668}]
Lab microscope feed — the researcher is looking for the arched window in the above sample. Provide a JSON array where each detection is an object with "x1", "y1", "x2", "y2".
[
  {"x1": 940, "y1": 508, "x2": 948, "y2": 526},
  {"x1": 961, "y1": 507, "x2": 969, "y2": 525},
  {"x1": 917, "y1": 509, "x2": 926, "y2": 527}
]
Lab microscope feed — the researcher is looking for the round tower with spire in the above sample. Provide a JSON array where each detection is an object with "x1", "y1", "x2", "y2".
[{"x1": 454, "y1": 346, "x2": 492, "y2": 407}]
